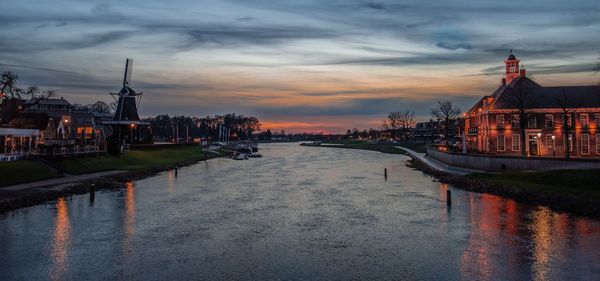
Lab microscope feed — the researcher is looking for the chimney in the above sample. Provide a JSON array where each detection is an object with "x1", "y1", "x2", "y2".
[
  {"x1": 501, "y1": 77, "x2": 506, "y2": 86},
  {"x1": 520, "y1": 69, "x2": 526, "y2": 77}
]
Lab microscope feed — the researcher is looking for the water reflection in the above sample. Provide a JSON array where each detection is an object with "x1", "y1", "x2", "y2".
[
  {"x1": 50, "y1": 198, "x2": 71, "y2": 281},
  {"x1": 167, "y1": 170, "x2": 175, "y2": 193},
  {"x1": 459, "y1": 191, "x2": 600, "y2": 281},
  {"x1": 122, "y1": 181, "x2": 136, "y2": 257}
]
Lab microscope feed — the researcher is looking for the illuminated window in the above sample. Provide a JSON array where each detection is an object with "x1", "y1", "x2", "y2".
[
  {"x1": 581, "y1": 134, "x2": 590, "y2": 155},
  {"x1": 544, "y1": 114, "x2": 553, "y2": 128},
  {"x1": 497, "y1": 135, "x2": 505, "y2": 151},
  {"x1": 580, "y1": 113, "x2": 589, "y2": 126},
  {"x1": 512, "y1": 134, "x2": 520, "y2": 151},
  {"x1": 496, "y1": 114, "x2": 505, "y2": 128},
  {"x1": 546, "y1": 135, "x2": 554, "y2": 150}
]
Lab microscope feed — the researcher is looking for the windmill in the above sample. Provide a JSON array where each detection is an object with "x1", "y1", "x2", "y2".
[
  {"x1": 105, "y1": 58, "x2": 150, "y2": 147},
  {"x1": 111, "y1": 58, "x2": 143, "y2": 122}
]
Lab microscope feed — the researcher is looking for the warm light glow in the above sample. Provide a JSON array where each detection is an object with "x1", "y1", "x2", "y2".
[
  {"x1": 51, "y1": 198, "x2": 71, "y2": 281},
  {"x1": 123, "y1": 181, "x2": 136, "y2": 257}
]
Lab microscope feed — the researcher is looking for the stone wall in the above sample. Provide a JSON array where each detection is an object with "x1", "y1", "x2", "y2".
[{"x1": 427, "y1": 148, "x2": 600, "y2": 172}]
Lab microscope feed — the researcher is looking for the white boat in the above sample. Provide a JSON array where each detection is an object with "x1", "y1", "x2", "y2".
[{"x1": 233, "y1": 153, "x2": 248, "y2": 160}]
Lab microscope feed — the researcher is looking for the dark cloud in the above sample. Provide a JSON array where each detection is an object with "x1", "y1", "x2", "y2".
[{"x1": 363, "y1": 2, "x2": 386, "y2": 10}]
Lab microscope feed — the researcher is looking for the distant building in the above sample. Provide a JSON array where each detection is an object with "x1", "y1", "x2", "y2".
[
  {"x1": 464, "y1": 52, "x2": 600, "y2": 158},
  {"x1": 413, "y1": 119, "x2": 460, "y2": 144}
]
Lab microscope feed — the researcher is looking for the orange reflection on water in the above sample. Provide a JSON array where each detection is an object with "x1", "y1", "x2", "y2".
[
  {"x1": 50, "y1": 198, "x2": 71, "y2": 281},
  {"x1": 167, "y1": 170, "x2": 175, "y2": 193},
  {"x1": 530, "y1": 208, "x2": 552, "y2": 281},
  {"x1": 123, "y1": 181, "x2": 136, "y2": 256}
]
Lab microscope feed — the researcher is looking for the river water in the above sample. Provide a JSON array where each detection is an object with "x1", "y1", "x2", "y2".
[{"x1": 1, "y1": 143, "x2": 599, "y2": 281}]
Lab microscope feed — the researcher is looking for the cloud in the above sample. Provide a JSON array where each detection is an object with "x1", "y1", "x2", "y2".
[{"x1": 1, "y1": 0, "x2": 600, "y2": 132}]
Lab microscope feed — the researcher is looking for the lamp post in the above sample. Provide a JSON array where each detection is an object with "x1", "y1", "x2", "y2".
[
  {"x1": 130, "y1": 123, "x2": 135, "y2": 143},
  {"x1": 552, "y1": 135, "x2": 556, "y2": 158},
  {"x1": 537, "y1": 132, "x2": 542, "y2": 156}
]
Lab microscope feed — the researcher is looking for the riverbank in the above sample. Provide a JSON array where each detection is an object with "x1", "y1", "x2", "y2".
[
  {"x1": 0, "y1": 145, "x2": 224, "y2": 213},
  {"x1": 407, "y1": 156, "x2": 600, "y2": 218},
  {"x1": 300, "y1": 142, "x2": 407, "y2": 154},
  {"x1": 303, "y1": 141, "x2": 600, "y2": 218}
]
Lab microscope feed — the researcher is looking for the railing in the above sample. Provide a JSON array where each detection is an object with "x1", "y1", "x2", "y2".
[{"x1": 468, "y1": 127, "x2": 478, "y2": 135}]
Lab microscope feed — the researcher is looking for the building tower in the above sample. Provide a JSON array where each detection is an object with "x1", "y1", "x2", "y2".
[{"x1": 504, "y1": 50, "x2": 520, "y2": 84}]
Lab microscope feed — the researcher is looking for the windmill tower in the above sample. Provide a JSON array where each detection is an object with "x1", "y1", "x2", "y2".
[
  {"x1": 111, "y1": 58, "x2": 143, "y2": 122},
  {"x1": 106, "y1": 58, "x2": 151, "y2": 148}
]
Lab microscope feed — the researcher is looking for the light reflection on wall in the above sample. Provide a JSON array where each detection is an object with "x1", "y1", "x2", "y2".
[{"x1": 50, "y1": 197, "x2": 71, "y2": 281}]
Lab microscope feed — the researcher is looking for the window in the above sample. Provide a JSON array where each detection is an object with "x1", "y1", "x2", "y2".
[
  {"x1": 512, "y1": 134, "x2": 520, "y2": 151},
  {"x1": 527, "y1": 114, "x2": 537, "y2": 128},
  {"x1": 511, "y1": 114, "x2": 520, "y2": 128},
  {"x1": 496, "y1": 114, "x2": 505, "y2": 128},
  {"x1": 497, "y1": 135, "x2": 505, "y2": 151},
  {"x1": 581, "y1": 134, "x2": 590, "y2": 155},
  {"x1": 597, "y1": 134, "x2": 600, "y2": 154},
  {"x1": 546, "y1": 135, "x2": 555, "y2": 151},
  {"x1": 595, "y1": 114, "x2": 600, "y2": 126},
  {"x1": 545, "y1": 114, "x2": 554, "y2": 128},
  {"x1": 580, "y1": 113, "x2": 589, "y2": 127}
]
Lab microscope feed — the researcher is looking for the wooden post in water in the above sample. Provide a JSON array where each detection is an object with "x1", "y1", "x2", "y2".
[
  {"x1": 175, "y1": 167, "x2": 178, "y2": 177},
  {"x1": 89, "y1": 185, "x2": 95, "y2": 202},
  {"x1": 446, "y1": 189, "x2": 452, "y2": 207},
  {"x1": 384, "y1": 168, "x2": 387, "y2": 180}
]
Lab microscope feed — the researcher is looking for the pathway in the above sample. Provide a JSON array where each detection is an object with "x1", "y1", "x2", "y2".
[
  {"x1": 397, "y1": 146, "x2": 484, "y2": 176},
  {"x1": 0, "y1": 170, "x2": 125, "y2": 192}
]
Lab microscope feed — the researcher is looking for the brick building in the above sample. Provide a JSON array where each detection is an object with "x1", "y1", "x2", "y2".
[{"x1": 464, "y1": 52, "x2": 600, "y2": 158}]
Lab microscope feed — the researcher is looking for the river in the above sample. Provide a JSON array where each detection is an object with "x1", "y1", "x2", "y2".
[{"x1": 1, "y1": 143, "x2": 599, "y2": 280}]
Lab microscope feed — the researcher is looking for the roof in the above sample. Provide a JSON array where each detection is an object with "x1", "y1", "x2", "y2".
[
  {"x1": 3, "y1": 112, "x2": 49, "y2": 130},
  {"x1": 25, "y1": 98, "x2": 72, "y2": 106},
  {"x1": 491, "y1": 78, "x2": 600, "y2": 109}
]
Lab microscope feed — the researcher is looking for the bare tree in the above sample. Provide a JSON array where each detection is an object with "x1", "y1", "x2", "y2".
[
  {"x1": 87, "y1": 100, "x2": 113, "y2": 114},
  {"x1": 506, "y1": 83, "x2": 536, "y2": 157},
  {"x1": 385, "y1": 111, "x2": 401, "y2": 139},
  {"x1": 431, "y1": 101, "x2": 461, "y2": 145},
  {"x1": 555, "y1": 88, "x2": 581, "y2": 159},
  {"x1": 398, "y1": 110, "x2": 415, "y2": 141},
  {"x1": 1, "y1": 72, "x2": 19, "y2": 99}
]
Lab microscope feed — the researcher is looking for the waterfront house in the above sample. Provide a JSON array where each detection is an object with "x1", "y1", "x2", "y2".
[
  {"x1": 0, "y1": 97, "x2": 110, "y2": 160},
  {"x1": 464, "y1": 52, "x2": 600, "y2": 158}
]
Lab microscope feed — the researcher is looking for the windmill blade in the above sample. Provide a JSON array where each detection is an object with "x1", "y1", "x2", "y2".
[{"x1": 123, "y1": 58, "x2": 134, "y2": 86}]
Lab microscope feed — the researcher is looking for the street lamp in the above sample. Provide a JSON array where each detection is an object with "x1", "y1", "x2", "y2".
[
  {"x1": 552, "y1": 135, "x2": 556, "y2": 158},
  {"x1": 130, "y1": 123, "x2": 135, "y2": 143}
]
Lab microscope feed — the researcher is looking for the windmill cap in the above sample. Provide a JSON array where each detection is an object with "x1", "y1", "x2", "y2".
[{"x1": 119, "y1": 86, "x2": 137, "y2": 95}]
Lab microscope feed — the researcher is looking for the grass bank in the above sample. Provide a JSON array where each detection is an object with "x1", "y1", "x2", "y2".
[
  {"x1": 0, "y1": 160, "x2": 62, "y2": 186},
  {"x1": 49, "y1": 145, "x2": 214, "y2": 174},
  {"x1": 407, "y1": 158, "x2": 600, "y2": 218},
  {"x1": 468, "y1": 170, "x2": 600, "y2": 200},
  {"x1": 302, "y1": 141, "x2": 406, "y2": 155},
  {"x1": 0, "y1": 145, "x2": 220, "y2": 186}
]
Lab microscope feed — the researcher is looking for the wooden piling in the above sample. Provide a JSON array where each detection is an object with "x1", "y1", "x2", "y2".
[
  {"x1": 384, "y1": 168, "x2": 387, "y2": 179},
  {"x1": 175, "y1": 167, "x2": 178, "y2": 177},
  {"x1": 447, "y1": 189, "x2": 452, "y2": 207},
  {"x1": 89, "y1": 186, "x2": 95, "y2": 202}
]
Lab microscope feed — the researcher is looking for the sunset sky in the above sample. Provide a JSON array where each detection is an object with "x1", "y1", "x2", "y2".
[{"x1": 2, "y1": 0, "x2": 599, "y2": 133}]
